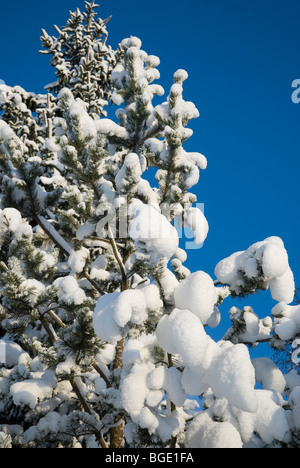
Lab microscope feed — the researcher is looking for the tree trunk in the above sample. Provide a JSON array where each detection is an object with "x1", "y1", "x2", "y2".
[{"x1": 109, "y1": 420, "x2": 124, "y2": 449}]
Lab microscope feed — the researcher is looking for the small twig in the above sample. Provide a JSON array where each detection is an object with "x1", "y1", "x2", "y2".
[
  {"x1": 93, "y1": 363, "x2": 111, "y2": 388},
  {"x1": 107, "y1": 225, "x2": 128, "y2": 291},
  {"x1": 85, "y1": 236, "x2": 125, "y2": 249},
  {"x1": 167, "y1": 353, "x2": 177, "y2": 449},
  {"x1": 0, "y1": 261, "x2": 8, "y2": 272},
  {"x1": 70, "y1": 377, "x2": 108, "y2": 449},
  {"x1": 46, "y1": 309, "x2": 67, "y2": 329},
  {"x1": 36, "y1": 215, "x2": 106, "y2": 296},
  {"x1": 84, "y1": 271, "x2": 105, "y2": 296}
]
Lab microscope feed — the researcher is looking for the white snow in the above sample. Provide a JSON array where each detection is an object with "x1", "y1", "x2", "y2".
[
  {"x1": 93, "y1": 292, "x2": 122, "y2": 344},
  {"x1": 187, "y1": 412, "x2": 243, "y2": 449},
  {"x1": 113, "y1": 289, "x2": 147, "y2": 328},
  {"x1": 163, "y1": 367, "x2": 186, "y2": 407},
  {"x1": 234, "y1": 390, "x2": 291, "y2": 445},
  {"x1": 115, "y1": 153, "x2": 142, "y2": 192},
  {"x1": 157, "y1": 268, "x2": 179, "y2": 305},
  {"x1": 121, "y1": 361, "x2": 155, "y2": 417},
  {"x1": 68, "y1": 248, "x2": 89, "y2": 274},
  {"x1": 252, "y1": 358, "x2": 286, "y2": 394},
  {"x1": 215, "y1": 237, "x2": 295, "y2": 304},
  {"x1": 138, "y1": 283, "x2": 163, "y2": 313},
  {"x1": 94, "y1": 289, "x2": 150, "y2": 344},
  {"x1": 0, "y1": 208, "x2": 23, "y2": 234},
  {"x1": 54, "y1": 276, "x2": 87, "y2": 305},
  {"x1": 174, "y1": 271, "x2": 216, "y2": 325},
  {"x1": 272, "y1": 303, "x2": 300, "y2": 342},
  {"x1": 129, "y1": 204, "x2": 179, "y2": 264},
  {"x1": 275, "y1": 317, "x2": 297, "y2": 341},
  {"x1": 95, "y1": 119, "x2": 129, "y2": 140},
  {"x1": 22, "y1": 279, "x2": 46, "y2": 306},
  {"x1": 173, "y1": 69, "x2": 189, "y2": 83},
  {"x1": 69, "y1": 99, "x2": 97, "y2": 142},
  {"x1": 0, "y1": 338, "x2": 27, "y2": 368},
  {"x1": 207, "y1": 343, "x2": 257, "y2": 413},
  {"x1": 183, "y1": 207, "x2": 209, "y2": 245},
  {"x1": 10, "y1": 372, "x2": 56, "y2": 409},
  {"x1": 262, "y1": 242, "x2": 289, "y2": 277},
  {"x1": 289, "y1": 387, "x2": 300, "y2": 430},
  {"x1": 156, "y1": 309, "x2": 209, "y2": 366},
  {"x1": 269, "y1": 267, "x2": 295, "y2": 304}
]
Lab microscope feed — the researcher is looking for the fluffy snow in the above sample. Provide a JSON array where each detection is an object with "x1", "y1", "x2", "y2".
[
  {"x1": 156, "y1": 309, "x2": 258, "y2": 413},
  {"x1": 68, "y1": 102, "x2": 96, "y2": 143},
  {"x1": 138, "y1": 407, "x2": 159, "y2": 435},
  {"x1": 262, "y1": 242, "x2": 289, "y2": 277},
  {"x1": 22, "y1": 279, "x2": 46, "y2": 306},
  {"x1": 95, "y1": 119, "x2": 129, "y2": 140},
  {"x1": 289, "y1": 387, "x2": 300, "y2": 430},
  {"x1": 93, "y1": 292, "x2": 123, "y2": 344},
  {"x1": 226, "y1": 306, "x2": 272, "y2": 345},
  {"x1": 252, "y1": 358, "x2": 286, "y2": 394},
  {"x1": 275, "y1": 317, "x2": 297, "y2": 341},
  {"x1": 115, "y1": 153, "x2": 142, "y2": 192},
  {"x1": 163, "y1": 367, "x2": 186, "y2": 407},
  {"x1": 10, "y1": 372, "x2": 56, "y2": 409},
  {"x1": 174, "y1": 271, "x2": 216, "y2": 325},
  {"x1": 146, "y1": 366, "x2": 165, "y2": 391},
  {"x1": 0, "y1": 338, "x2": 28, "y2": 367},
  {"x1": 215, "y1": 236, "x2": 295, "y2": 303},
  {"x1": 0, "y1": 208, "x2": 23, "y2": 234},
  {"x1": 113, "y1": 289, "x2": 147, "y2": 328},
  {"x1": 68, "y1": 248, "x2": 89, "y2": 274},
  {"x1": 234, "y1": 390, "x2": 290, "y2": 445},
  {"x1": 207, "y1": 343, "x2": 257, "y2": 413},
  {"x1": 183, "y1": 207, "x2": 209, "y2": 245},
  {"x1": 94, "y1": 289, "x2": 150, "y2": 344},
  {"x1": 129, "y1": 204, "x2": 179, "y2": 264},
  {"x1": 187, "y1": 412, "x2": 243, "y2": 449},
  {"x1": 173, "y1": 69, "x2": 189, "y2": 83},
  {"x1": 272, "y1": 303, "x2": 300, "y2": 342},
  {"x1": 269, "y1": 267, "x2": 295, "y2": 304},
  {"x1": 157, "y1": 268, "x2": 179, "y2": 305},
  {"x1": 138, "y1": 284, "x2": 163, "y2": 313},
  {"x1": 54, "y1": 276, "x2": 87, "y2": 305},
  {"x1": 121, "y1": 361, "x2": 155, "y2": 417},
  {"x1": 156, "y1": 309, "x2": 209, "y2": 367}
]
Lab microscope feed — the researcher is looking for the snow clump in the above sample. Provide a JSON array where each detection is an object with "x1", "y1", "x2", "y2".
[
  {"x1": 129, "y1": 204, "x2": 179, "y2": 264},
  {"x1": 215, "y1": 236, "x2": 295, "y2": 304}
]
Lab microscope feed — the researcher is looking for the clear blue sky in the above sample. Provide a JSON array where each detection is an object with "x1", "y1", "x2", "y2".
[{"x1": 0, "y1": 0, "x2": 299, "y2": 348}]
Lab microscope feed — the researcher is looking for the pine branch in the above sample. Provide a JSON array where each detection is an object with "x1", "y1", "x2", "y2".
[
  {"x1": 36, "y1": 215, "x2": 105, "y2": 295},
  {"x1": 93, "y1": 363, "x2": 111, "y2": 388},
  {"x1": 168, "y1": 353, "x2": 177, "y2": 448},
  {"x1": 70, "y1": 377, "x2": 107, "y2": 449},
  {"x1": 36, "y1": 215, "x2": 72, "y2": 257},
  {"x1": 107, "y1": 225, "x2": 128, "y2": 291}
]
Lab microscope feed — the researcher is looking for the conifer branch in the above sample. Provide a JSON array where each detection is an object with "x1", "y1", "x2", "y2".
[
  {"x1": 107, "y1": 225, "x2": 128, "y2": 291},
  {"x1": 93, "y1": 363, "x2": 111, "y2": 388}
]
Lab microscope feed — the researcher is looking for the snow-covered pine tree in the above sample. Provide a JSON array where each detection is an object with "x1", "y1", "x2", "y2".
[
  {"x1": 40, "y1": 0, "x2": 120, "y2": 118},
  {"x1": 0, "y1": 2, "x2": 299, "y2": 449}
]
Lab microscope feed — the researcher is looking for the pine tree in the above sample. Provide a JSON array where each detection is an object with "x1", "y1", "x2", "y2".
[
  {"x1": 40, "y1": 0, "x2": 120, "y2": 118},
  {"x1": 0, "y1": 2, "x2": 299, "y2": 449}
]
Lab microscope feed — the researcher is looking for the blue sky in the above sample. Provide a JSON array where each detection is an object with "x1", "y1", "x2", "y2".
[{"x1": 0, "y1": 0, "x2": 299, "y2": 350}]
